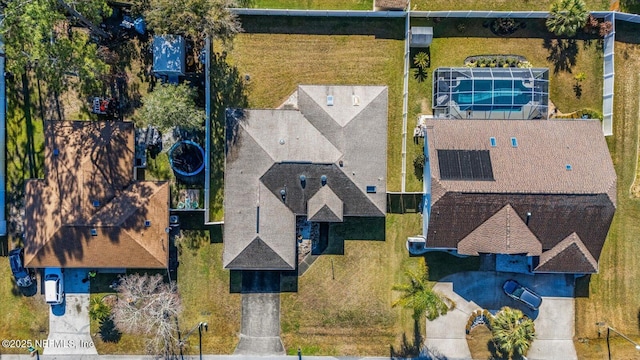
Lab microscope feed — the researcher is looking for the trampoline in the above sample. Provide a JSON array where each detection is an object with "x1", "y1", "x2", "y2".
[{"x1": 168, "y1": 140, "x2": 205, "y2": 177}]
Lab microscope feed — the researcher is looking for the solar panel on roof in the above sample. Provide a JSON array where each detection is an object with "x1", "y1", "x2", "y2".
[{"x1": 437, "y1": 150, "x2": 494, "y2": 181}]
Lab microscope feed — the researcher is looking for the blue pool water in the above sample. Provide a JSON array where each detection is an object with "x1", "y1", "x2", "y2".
[{"x1": 452, "y1": 79, "x2": 531, "y2": 110}]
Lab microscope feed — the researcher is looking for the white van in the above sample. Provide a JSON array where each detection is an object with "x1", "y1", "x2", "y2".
[{"x1": 44, "y1": 268, "x2": 64, "y2": 305}]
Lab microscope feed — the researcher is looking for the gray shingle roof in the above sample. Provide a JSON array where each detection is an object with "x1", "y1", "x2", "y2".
[
  {"x1": 307, "y1": 186, "x2": 344, "y2": 222},
  {"x1": 224, "y1": 86, "x2": 387, "y2": 270},
  {"x1": 226, "y1": 237, "x2": 292, "y2": 270}
]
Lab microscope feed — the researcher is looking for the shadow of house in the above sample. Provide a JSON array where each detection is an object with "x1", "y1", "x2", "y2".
[
  {"x1": 23, "y1": 121, "x2": 170, "y2": 270},
  {"x1": 419, "y1": 120, "x2": 616, "y2": 275},
  {"x1": 223, "y1": 86, "x2": 388, "y2": 273}
]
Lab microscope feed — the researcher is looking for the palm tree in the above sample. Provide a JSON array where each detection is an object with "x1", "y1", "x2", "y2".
[
  {"x1": 546, "y1": 0, "x2": 589, "y2": 37},
  {"x1": 413, "y1": 52, "x2": 430, "y2": 70},
  {"x1": 491, "y1": 307, "x2": 536, "y2": 359},
  {"x1": 392, "y1": 259, "x2": 453, "y2": 321}
]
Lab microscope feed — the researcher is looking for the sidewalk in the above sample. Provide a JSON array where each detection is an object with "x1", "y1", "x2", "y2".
[{"x1": 0, "y1": 355, "x2": 392, "y2": 360}]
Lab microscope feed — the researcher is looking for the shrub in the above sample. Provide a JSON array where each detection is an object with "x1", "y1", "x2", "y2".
[{"x1": 599, "y1": 21, "x2": 613, "y2": 37}]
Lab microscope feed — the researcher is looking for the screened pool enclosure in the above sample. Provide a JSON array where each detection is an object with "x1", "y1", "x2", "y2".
[{"x1": 433, "y1": 67, "x2": 549, "y2": 120}]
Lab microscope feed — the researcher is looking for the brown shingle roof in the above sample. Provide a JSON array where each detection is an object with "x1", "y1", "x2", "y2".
[
  {"x1": 425, "y1": 119, "x2": 616, "y2": 205},
  {"x1": 458, "y1": 204, "x2": 542, "y2": 256},
  {"x1": 424, "y1": 119, "x2": 616, "y2": 273},
  {"x1": 535, "y1": 233, "x2": 598, "y2": 273},
  {"x1": 24, "y1": 121, "x2": 169, "y2": 269}
]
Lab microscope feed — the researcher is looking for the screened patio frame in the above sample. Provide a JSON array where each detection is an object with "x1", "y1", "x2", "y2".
[{"x1": 433, "y1": 67, "x2": 549, "y2": 120}]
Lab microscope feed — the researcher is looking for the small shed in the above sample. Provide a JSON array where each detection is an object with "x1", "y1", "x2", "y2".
[
  {"x1": 410, "y1": 27, "x2": 433, "y2": 48},
  {"x1": 153, "y1": 35, "x2": 185, "y2": 83}
]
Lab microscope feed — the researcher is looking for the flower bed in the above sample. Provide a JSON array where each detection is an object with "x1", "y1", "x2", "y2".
[
  {"x1": 464, "y1": 54, "x2": 530, "y2": 68},
  {"x1": 466, "y1": 309, "x2": 493, "y2": 334}
]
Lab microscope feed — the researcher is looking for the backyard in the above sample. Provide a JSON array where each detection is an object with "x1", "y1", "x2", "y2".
[
  {"x1": 229, "y1": 16, "x2": 405, "y2": 190},
  {"x1": 405, "y1": 17, "x2": 603, "y2": 191}
]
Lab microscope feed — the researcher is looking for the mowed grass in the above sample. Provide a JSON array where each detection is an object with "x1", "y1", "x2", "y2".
[
  {"x1": 574, "y1": 41, "x2": 640, "y2": 358},
  {"x1": 229, "y1": 17, "x2": 405, "y2": 190},
  {"x1": 411, "y1": 0, "x2": 610, "y2": 11},
  {"x1": 281, "y1": 214, "x2": 422, "y2": 355},
  {"x1": 0, "y1": 75, "x2": 48, "y2": 352},
  {"x1": 0, "y1": 261, "x2": 50, "y2": 354},
  {"x1": 175, "y1": 230, "x2": 241, "y2": 354},
  {"x1": 405, "y1": 20, "x2": 603, "y2": 191},
  {"x1": 252, "y1": 0, "x2": 372, "y2": 10}
]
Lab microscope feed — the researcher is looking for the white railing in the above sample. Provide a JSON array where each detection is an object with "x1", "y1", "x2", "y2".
[
  {"x1": 602, "y1": 12, "x2": 615, "y2": 136},
  {"x1": 401, "y1": 4, "x2": 410, "y2": 192}
]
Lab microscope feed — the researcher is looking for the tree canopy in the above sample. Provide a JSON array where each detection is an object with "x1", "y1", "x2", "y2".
[
  {"x1": 137, "y1": 83, "x2": 205, "y2": 132},
  {"x1": 112, "y1": 274, "x2": 182, "y2": 357},
  {"x1": 392, "y1": 258, "x2": 453, "y2": 321},
  {"x1": 1, "y1": 0, "x2": 110, "y2": 94},
  {"x1": 139, "y1": 0, "x2": 242, "y2": 45},
  {"x1": 491, "y1": 307, "x2": 536, "y2": 359},
  {"x1": 546, "y1": 0, "x2": 589, "y2": 37}
]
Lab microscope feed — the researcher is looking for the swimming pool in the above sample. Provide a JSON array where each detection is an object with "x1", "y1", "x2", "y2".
[{"x1": 453, "y1": 80, "x2": 532, "y2": 109}]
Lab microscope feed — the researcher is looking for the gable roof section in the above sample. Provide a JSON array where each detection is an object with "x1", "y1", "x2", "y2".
[
  {"x1": 458, "y1": 204, "x2": 542, "y2": 256},
  {"x1": 224, "y1": 85, "x2": 387, "y2": 270},
  {"x1": 23, "y1": 121, "x2": 169, "y2": 269},
  {"x1": 226, "y1": 237, "x2": 292, "y2": 270},
  {"x1": 535, "y1": 232, "x2": 598, "y2": 273},
  {"x1": 308, "y1": 186, "x2": 344, "y2": 222},
  {"x1": 424, "y1": 119, "x2": 616, "y2": 205}
]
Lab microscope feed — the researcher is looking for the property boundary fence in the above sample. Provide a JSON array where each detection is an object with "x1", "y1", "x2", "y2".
[
  {"x1": 602, "y1": 12, "x2": 615, "y2": 136},
  {"x1": 0, "y1": 39, "x2": 6, "y2": 236},
  {"x1": 401, "y1": 5, "x2": 410, "y2": 192}
]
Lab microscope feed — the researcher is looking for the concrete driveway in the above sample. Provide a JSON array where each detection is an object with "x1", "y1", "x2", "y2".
[
  {"x1": 44, "y1": 269, "x2": 97, "y2": 355},
  {"x1": 234, "y1": 271, "x2": 284, "y2": 355},
  {"x1": 425, "y1": 271, "x2": 577, "y2": 360}
]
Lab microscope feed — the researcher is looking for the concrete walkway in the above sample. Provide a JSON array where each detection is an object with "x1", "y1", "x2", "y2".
[
  {"x1": 44, "y1": 269, "x2": 97, "y2": 356},
  {"x1": 426, "y1": 271, "x2": 577, "y2": 360}
]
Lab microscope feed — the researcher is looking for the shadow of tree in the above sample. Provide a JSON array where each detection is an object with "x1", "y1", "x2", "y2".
[
  {"x1": 573, "y1": 83, "x2": 582, "y2": 99},
  {"x1": 99, "y1": 317, "x2": 122, "y2": 343},
  {"x1": 209, "y1": 51, "x2": 249, "y2": 221},
  {"x1": 414, "y1": 153, "x2": 425, "y2": 181},
  {"x1": 391, "y1": 319, "x2": 424, "y2": 358},
  {"x1": 414, "y1": 68, "x2": 428, "y2": 83},
  {"x1": 543, "y1": 38, "x2": 579, "y2": 74}
]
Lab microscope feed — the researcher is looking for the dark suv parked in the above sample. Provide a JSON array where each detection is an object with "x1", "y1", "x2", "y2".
[{"x1": 9, "y1": 248, "x2": 33, "y2": 288}]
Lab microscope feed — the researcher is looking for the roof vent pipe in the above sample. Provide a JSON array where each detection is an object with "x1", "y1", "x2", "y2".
[
  {"x1": 526, "y1": 212, "x2": 531, "y2": 226},
  {"x1": 321, "y1": 175, "x2": 327, "y2": 186}
]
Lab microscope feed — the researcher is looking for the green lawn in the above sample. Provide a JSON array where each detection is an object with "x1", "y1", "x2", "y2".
[
  {"x1": 251, "y1": 0, "x2": 372, "y2": 10},
  {"x1": 411, "y1": 0, "x2": 610, "y2": 11},
  {"x1": 573, "y1": 39, "x2": 640, "y2": 358},
  {"x1": 0, "y1": 260, "x2": 49, "y2": 354},
  {"x1": 281, "y1": 214, "x2": 422, "y2": 355},
  {"x1": 0, "y1": 75, "x2": 48, "y2": 353},
  {"x1": 229, "y1": 17, "x2": 405, "y2": 190}
]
